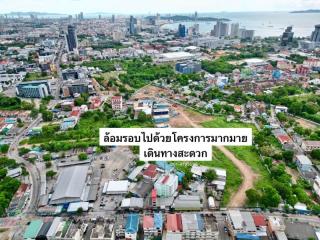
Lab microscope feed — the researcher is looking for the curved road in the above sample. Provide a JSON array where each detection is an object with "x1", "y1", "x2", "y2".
[
  {"x1": 7, "y1": 39, "x2": 65, "y2": 214},
  {"x1": 8, "y1": 116, "x2": 42, "y2": 214}
]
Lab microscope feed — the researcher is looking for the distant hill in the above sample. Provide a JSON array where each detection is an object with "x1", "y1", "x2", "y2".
[
  {"x1": 4, "y1": 11, "x2": 67, "y2": 16},
  {"x1": 153, "y1": 15, "x2": 229, "y2": 22},
  {"x1": 290, "y1": 9, "x2": 320, "y2": 13}
]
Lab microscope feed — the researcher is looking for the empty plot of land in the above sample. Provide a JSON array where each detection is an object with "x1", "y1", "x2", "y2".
[{"x1": 170, "y1": 105, "x2": 257, "y2": 207}]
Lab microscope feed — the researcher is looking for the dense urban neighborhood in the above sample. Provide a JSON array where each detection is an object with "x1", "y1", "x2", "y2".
[{"x1": 0, "y1": 8, "x2": 320, "y2": 240}]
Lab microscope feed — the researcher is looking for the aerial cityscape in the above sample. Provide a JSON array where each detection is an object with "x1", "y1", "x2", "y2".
[{"x1": 1, "y1": 0, "x2": 320, "y2": 239}]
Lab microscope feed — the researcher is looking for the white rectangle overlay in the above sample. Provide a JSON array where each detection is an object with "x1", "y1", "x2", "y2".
[
  {"x1": 99, "y1": 128, "x2": 252, "y2": 161},
  {"x1": 140, "y1": 144, "x2": 212, "y2": 161}
]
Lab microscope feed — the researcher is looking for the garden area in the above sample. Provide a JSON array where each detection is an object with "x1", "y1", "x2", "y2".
[
  {"x1": 0, "y1": 157, "x2": 21, "y2": 216},
  {"x1": 22, "y1": 105, "x2": 154, "y2": 153},
  {"x1": 0, "y1": 94, "x2": 34, "y2": 111}
]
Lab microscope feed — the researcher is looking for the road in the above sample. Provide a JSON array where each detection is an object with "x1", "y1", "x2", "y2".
[
  {"x1": 53, "y1": 39, "x2": 65, "y2": 100},
  {"x1": 7, "y1": 39, "x2": 65, "y2": 214},
  {"x1": 7, "y1": 116, "x2": 42, "y2": 214}
]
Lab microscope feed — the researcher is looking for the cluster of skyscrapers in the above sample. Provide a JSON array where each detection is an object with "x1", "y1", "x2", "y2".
[
  {"x1": 177, "y1": 20, "x2": 254, "y2": 40},
  {"x1": 211, "y1": 21, "x2": 254, "y2": 40}
]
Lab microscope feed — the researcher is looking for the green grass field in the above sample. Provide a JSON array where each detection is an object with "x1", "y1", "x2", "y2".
[
  {"x1": 174, "y1": 147, "x2": 243, "y2": 206},
  {"x1": 201, "y1": 116, "x2": 272, "y2": 203}
]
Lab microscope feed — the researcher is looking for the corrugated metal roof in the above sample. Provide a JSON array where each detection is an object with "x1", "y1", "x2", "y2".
[
  {"x1": 143, "y1": 216, "x2": 154, "y2": 229},
  {"x1": 229, "y1": 210, "x2": 243, "y2": 230},
  {"x1": 241, "y1": 212, "x2": 256, "y2": 232},
  {"x1": 125, "y1": 214, "x2": 139, "y2": 233},
  {"x1": 46, "y1": 217, "x2": 62, "y2": 237},
  {"x1": 37, "y1": 221, "x2": 52, "y2": 236},
  {"x1": 166, "y1": 214, "x2": 182, "y2": 232},
  {"x1": 50, "y1": 165, "x2": 88, "y2": 204},
  {"x1": 23, "y1": 220, "x2": 43, "y2": 239},
  {"x1": 154, "y1": 213, "x2": 163, "y2": 229}
]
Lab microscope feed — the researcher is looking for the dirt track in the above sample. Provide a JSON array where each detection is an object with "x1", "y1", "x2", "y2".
[
  {"x1": 135, "y1": 85, "x2": 258, "y2": 207},
  {"x1": 170, "y1": 103, "x2": 258, "y2": 208}
]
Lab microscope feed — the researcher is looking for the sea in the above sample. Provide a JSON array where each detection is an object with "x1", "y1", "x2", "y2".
[{"x1": 161, "y1": 12, "x2": 320, "y2": 37}]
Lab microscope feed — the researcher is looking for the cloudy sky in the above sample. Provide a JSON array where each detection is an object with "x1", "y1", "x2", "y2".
[{"x1": 0, "y1": 0, "x2": 319, "y2": 14}]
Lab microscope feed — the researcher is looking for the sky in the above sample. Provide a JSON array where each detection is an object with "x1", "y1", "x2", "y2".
[{"x1": 0, "y1": 0, "x2": 319, "y2": 14}]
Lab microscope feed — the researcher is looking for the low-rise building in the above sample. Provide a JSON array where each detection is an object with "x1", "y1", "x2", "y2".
[
  {"x1": 111, "y1": 96, "x2": 123, "y2": 111},
  {"x1": 143, "y1": 213, "x2": 163, "y2": 239},
  {"x1": 302, "y1": 140, "x2": 320, "y2": 152},
  {"x1": 166, "y1": 213, "x2": 183, "y2": 234},
  {"x1": 90, "y1": 222, "x2": 115, "y2": 240},
  {"x1": 267, "y1": 216, "x2": 286, "y2": 240},
  {"x1": 125, "y1": 214, "x2": 140, "y2": 240},
  {"x1": 295, "y1": 154, "x2": 313, "y2": 172},
  {"x1": 154, "y1": 174, "x2": 178, "y2": 197},
  {"x1": 172, "y1": 195, "x2": 203, "y2": 211},
  {"x1": 181, "y1": 213, "x2": 219, "y2": 239},
  {"x1": 313, "y1": 176, "x2": 320, "y2": 200},
  {"x1": 226, "y1": 210, "x2": 258, "y2": 238},
  {"x1": 121, "y1": 198, "x2": 144, "y2": 210},
  {"x1": 103, "y1": 180, "x2": 129, "y2": 195}
]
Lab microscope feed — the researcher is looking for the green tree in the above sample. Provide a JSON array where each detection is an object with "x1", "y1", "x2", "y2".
[
  {"x1": 282, "y1": 150, "x2": 294, "y2": 163},
  {"x1": 45, "y1": 161, "x2": 52, "y2": 168},
  {"x1": 311, "y1": 149, "x2": 320, "y2": 160},
  {"x1": 78, "y1": 153, "x2": 88, "y2": 161},
  {"x1": 203, "y1": 169, "x2": 217, "y2": 182},
  {"x1": 76, "y1": 207, "x2": 83, "y2": 215},
  {"x1": 43, "y1": 153, "x2": 52, "y2": 162},
  {"x1": 0, "y1": 169, "x2": 7, "y2": 180},
  {"x1": 42, "y1": 110, "x2": 53, "y2": 122},
  {"x1": 46, "y1": 170, "x2": 57, "y2": 179},
  {"x1": 246, "y1": 189, "x2": 261, "y2": 205},
  {"x1": 0, "y1": 145, "x2": 9, "y2": 154},
  {"x1": 137, "y1": 111, "x2": 148, "y2": 123},
  {"x1": 261, "y1": 186, "x2": 281, "y2": 208}
]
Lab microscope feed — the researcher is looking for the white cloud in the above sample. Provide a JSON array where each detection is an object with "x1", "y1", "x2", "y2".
[{"x1": 0, "y1": 0, "x2": 318, "y2": 13}]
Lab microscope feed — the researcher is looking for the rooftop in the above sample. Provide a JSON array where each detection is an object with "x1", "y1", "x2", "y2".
[
  {"x1": 166, "y1": 213, "x2": 182, "y2": 232},
  {"x1": 23, "y1": 220, "x2": 43, "y2": 239},
  {"x1": 125, "y1": 214, "x2": 139, "y2": 234},
  {"x1": 50, "y1": 165, "x2": 89, "y2": 205}
]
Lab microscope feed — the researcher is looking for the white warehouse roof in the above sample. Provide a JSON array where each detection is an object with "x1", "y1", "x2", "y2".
[
  {"x1": 50, "y1": 165, "x2": 89, "y2": 205},
  {"x1": 104, "y1": 180, "x2": 129, "y2": 194}
]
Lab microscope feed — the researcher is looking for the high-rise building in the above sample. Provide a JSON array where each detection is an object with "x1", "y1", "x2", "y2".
[
  {"x1": 129, "y1": 16, "x2": 137, "y2": 35},
  {"x1": 78, "y1": 12, "x2": 84, "y2": 20},
  {"x1": 311, "y1": 24, "x2": 320, "y2": 42},
  {"x1": 66, "y1": 25, "x2": 78, "y2": 52},
  {"x1": 111, "y1": 14, "x2": 115, "y2": 23},
  {"x1": 194, "y1": 11, "x2": 198, "y2": 21},
  {"x1": 212, "y1": 21, "x2": 229, "y2": 38},
  {"x1": 16, "y1": 80, "x2": 51, "y2": 98},
  {"x1": 230, "y1": 23, "x2": 240, "y2": 38},
  {"x1": 178, "y1": 24, "x2": 186, "y2": 38},
  {"x1": 281, "y1": 26, "x2": 294, "y2": 46},
  {"x1": 239, "y1": 29, "x2": 255, "y2": 41}
]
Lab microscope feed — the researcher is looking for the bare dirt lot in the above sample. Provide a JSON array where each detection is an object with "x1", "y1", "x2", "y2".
[
  {"x1": 133, "y1": 85, "x2": 257, "y2": 207},
  {"x1": 295, "y1": 117, "x2": 319, "y2": 130}
]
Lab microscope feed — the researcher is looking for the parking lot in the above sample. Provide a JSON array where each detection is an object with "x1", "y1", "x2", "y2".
[{"x1": 92, "y1": 146, "x2": 135, "y2": 212}]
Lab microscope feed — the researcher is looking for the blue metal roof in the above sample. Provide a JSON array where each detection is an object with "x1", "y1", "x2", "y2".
[
  {"x1": 125, "y1": 214, "x2": 139, "y2": 234},
  {"x1": 176, "y1": 171, "x2": 185, "y2": 182},
  {"x1": 156, "y1": 161, "x2": 174, "y2": 171},
  {"x1": 154, "y1": 212, "x2": 163, "y2": 229},
  {"x1": 236, "y1": 233, "x2": 260, "y2": 240},
  {"x1": 196, "y1": 213, "x2": 205, "y2": 231}
]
